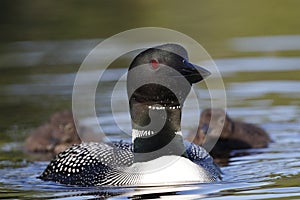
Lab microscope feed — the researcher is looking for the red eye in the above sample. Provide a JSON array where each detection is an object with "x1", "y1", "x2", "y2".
[{"x1": 150, "y1": 59, "x2": 159, "y2": 69}]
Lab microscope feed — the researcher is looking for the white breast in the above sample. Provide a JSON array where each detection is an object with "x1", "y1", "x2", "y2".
[{"x1": 129, "y1": 155, "x2": 212, "y2": 186}]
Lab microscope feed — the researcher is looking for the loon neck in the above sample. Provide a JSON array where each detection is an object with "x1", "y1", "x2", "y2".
[{"x1": 130, "y1": 103, "x2": 187, "y2": 162}]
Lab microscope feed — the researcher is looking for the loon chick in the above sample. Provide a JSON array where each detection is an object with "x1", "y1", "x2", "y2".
[
  {"x1": 25, "y1": 110, "x2": 81, "y2": 155},
  {"x1": 187, "y1": 108, "x2": 271, "y2": 159},
  {"x1": 25, "y1": 110, "x2": 101, "y2": 156},
  {"x1": 39, "y1": 44, "x2": 221, "y2": 186}
]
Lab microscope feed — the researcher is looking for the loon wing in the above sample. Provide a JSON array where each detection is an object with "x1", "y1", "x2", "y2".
[
  {"x1": 184, "y1": 141, "x2": 222, "y2": 180},
  {"x1": 39, "y1": 141, "x2": 221, "y2": 186},
  {"x1": 39, "y1": 142, "x2": 134, "y2": 186}
]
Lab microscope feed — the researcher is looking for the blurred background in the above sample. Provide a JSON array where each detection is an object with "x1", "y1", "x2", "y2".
[
  {"x1": 0, "y1": 0, "x2": 300, "y2": 198},
  {"x1": 1, "y1": 0, "x2": 299, "y2": 139}
]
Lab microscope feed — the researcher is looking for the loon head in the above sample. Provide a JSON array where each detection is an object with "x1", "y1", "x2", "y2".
[
  {"x1": 127, "y1": 44, "x2": 211, "y2": 161},
  {"x1": 127, "y1": 43, "x2": 210, "y2": 107}
]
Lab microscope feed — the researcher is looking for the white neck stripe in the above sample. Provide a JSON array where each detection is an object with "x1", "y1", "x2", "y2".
[
  {"x1": 132, "y1": 128, "x2": 182, "y2": 142},
  {"x1": 148, "y1": 105, "x2": 181, "y2": 110}
]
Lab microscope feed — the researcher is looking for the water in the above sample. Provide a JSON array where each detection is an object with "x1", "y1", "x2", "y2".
[
  {"x1": 1, "y1": 1, "x2": 300, "y2": 199},
  {"x1": 1, "y1": 46, "x2": 300, "y2": 198}
]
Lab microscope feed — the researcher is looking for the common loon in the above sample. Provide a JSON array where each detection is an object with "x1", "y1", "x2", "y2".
[{"x1": 39, "y1": 44, "x2": 222, "y2": 186}]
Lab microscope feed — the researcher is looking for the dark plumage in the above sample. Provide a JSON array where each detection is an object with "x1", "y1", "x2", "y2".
[
  {"x1": 187, "y1": 108, "x2": 271, "y2": 160},
  {"x1": 25, "y1": 110, "x2": 81, "y2": 155},
  {"x1": 25, "y1": 110, "x2": 101, "y2": 156}
]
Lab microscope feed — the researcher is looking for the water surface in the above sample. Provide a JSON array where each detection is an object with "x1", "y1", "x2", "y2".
[
  {"x1": 1, "y1": 48, "x2": 300, "y2": 198},
  {"x1": 1, "y1": 1, "x2": 300, "y2": 199}
]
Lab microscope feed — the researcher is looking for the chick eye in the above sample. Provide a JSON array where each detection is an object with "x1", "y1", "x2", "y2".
[
  {"x1": 218, "y1": 118, "x2": 225, "y2": 124},
  {"x1": 150, "y1": 59, "x2": 159, "y2": 69}
]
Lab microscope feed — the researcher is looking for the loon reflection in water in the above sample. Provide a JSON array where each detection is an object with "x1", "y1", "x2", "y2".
[{"x1": 39, "y1": 44, "x2": 221, "y2": 186}]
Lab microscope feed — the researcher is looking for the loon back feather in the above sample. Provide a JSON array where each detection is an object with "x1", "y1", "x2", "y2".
[{"x1": 39, "y1": 141, "x2": 221, "y2": 186}]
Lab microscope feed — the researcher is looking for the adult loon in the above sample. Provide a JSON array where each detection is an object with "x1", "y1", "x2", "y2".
[{"x1": 39, "y1": 44, "x2": 221, "y2": 186}]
